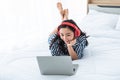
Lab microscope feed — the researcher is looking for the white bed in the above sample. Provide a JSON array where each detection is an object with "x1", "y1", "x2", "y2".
[{"x1": 0, "y1": 0, "x2": 120, "y2": 80}]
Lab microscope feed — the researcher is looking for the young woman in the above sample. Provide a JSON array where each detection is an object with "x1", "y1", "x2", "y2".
[{"x1": 48, "y1": 2, "x2": 88, "y2": 60}]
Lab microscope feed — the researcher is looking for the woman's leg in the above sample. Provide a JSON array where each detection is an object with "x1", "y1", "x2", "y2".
[
  {"x1": 57, "y1": 2, "x2": 64, "y2": 20},
  {"x1": 63, "y1": 9, "x2": 69, "y2": 20}
]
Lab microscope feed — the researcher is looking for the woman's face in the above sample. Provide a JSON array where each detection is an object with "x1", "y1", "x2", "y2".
[{"x1": 59, "y1": 27, "x2": 74, "y2": 44}]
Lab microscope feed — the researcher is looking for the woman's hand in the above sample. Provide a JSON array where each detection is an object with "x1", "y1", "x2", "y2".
[
  {"x1": 66, "y1": 39, "x2": 76, "y2": 47},
  {"x1": 66, "y1": 39, "x2": 78, "y2": 60}
]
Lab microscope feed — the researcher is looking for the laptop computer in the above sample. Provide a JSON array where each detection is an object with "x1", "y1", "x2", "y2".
[{"x1": 36, "y1": 56, "x2": 79, "y2": 76}]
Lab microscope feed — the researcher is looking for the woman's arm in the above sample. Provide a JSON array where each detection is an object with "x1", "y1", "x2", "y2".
[
  {"x1": 49, "y1": 27, "x2": 58, "y2": 36},
  {"x1": 50, "y1": 42, "x2": 64, "y2": 56},
  {"x1": 67, "y1": 43, "x2": 78, "y2": 60},
  {"x1": 67, "y1": 36, "x2": 87, "y2": 60}
]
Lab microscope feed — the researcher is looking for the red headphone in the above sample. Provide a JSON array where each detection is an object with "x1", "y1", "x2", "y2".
[{"x1": 57, "y1": 22, "x2": 81, "y2": 37}]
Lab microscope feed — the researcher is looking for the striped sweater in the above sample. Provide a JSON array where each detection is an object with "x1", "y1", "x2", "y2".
[{"x1": 48, "y1": 33, "x2": 87, "y2": 59}]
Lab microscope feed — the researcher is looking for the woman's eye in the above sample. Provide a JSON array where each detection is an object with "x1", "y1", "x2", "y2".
[
  {"x1": 67, "y1": 35, "x2": 70, "y2": 36},
  {"x1": 60, "y1": 34, "x2": 64, "y2": 36}
]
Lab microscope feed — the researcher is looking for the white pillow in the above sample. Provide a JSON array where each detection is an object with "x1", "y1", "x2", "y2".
[
  {"x1": 78, "y1": 10, "x2": 119, "y2": 34},
  {"x1": 115, "y1": 15, "x2": 120, "y2": 30}
]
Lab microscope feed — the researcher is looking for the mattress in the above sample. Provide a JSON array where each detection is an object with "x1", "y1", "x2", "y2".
[{"x1": 0, "y1": 10, "x2": 120, "y2": 80}]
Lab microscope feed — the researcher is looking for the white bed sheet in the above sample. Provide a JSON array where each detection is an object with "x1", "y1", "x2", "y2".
[
  {"x1": 0, "y1": 29, "x2": 120, "y2": 80},
  {"x1": 1, "y1": 10, "x2": 120, "y2": 80}
]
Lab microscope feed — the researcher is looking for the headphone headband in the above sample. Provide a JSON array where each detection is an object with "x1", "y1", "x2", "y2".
[{"x1": 57, "y1": 22, "x2": 81, "y2": 37}]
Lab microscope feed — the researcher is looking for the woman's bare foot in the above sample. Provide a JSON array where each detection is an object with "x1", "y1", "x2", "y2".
[
  {"x1": 57, "y1": 2, "x2": 64, "y2": 20},
  {"x1": 63, "y1": 9, "x2": 69, "y2": 20}
]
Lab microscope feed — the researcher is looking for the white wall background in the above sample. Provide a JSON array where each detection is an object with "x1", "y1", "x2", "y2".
[{"x1": 0, "y1": 0, "x2": 87, "y2": 52}]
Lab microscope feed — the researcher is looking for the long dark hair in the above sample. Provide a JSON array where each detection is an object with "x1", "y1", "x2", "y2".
[{"x1": 49, "y1": 19, "x2": 88, "y2": 54}]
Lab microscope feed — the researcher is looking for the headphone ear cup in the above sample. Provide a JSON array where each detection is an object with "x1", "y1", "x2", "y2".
[{"x1": 75, "y1": 29, "x2": 81, "y2": 37}]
